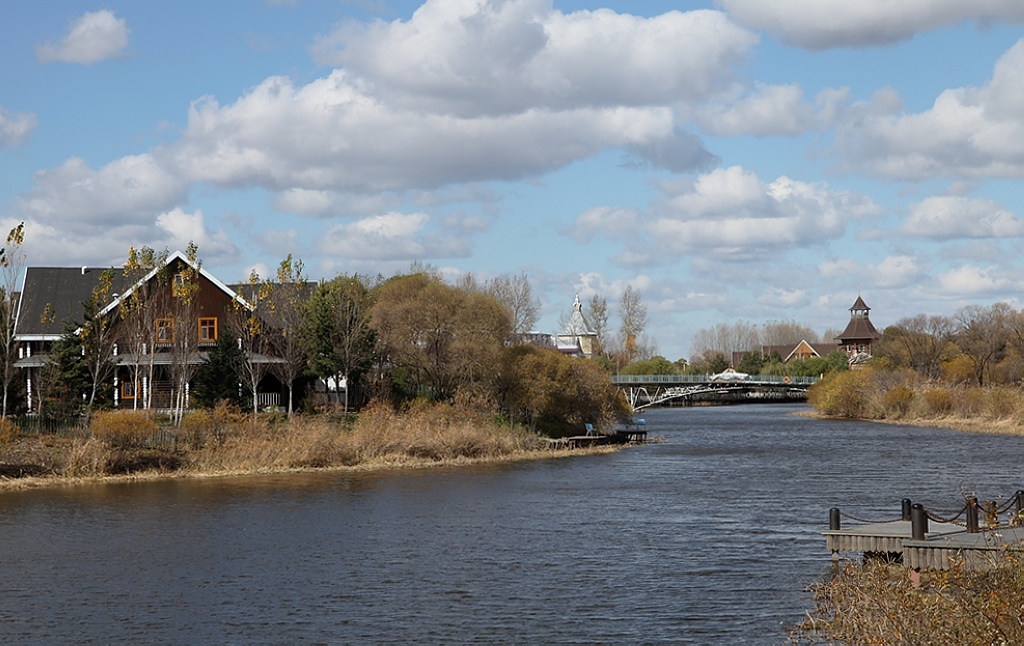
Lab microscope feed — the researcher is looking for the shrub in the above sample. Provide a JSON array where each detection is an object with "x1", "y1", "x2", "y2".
[
  {"x1": 921, "y1": 388, "x2": 953, "y2": 415},
  {"x1": 90, "y1": 410, "x2": 158, "y2": 449},
  {"x1": 955, "y1": 388, "x2": 987, "y2": 417},
  {"x1": 881, "y1": 384, "x2": 914, "y2": 417},
  {"x1": 0, "y1": 417, "x2": 19, "y2": 445},
  {"x1": 808, "y1": 370, "x2": 875, "y2": 418},
  {"x1": 987, "y1": 387, "x2": 1020, "y2": 419}
]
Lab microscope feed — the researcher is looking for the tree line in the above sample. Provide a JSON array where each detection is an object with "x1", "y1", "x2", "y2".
[{"x1": 10, "y1": 244, "x2": 638, "y2": 436}]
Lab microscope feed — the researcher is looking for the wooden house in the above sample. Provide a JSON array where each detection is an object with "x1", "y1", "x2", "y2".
[{"x1": 14, "y1": 251, "x2": 284, "y2": 412}]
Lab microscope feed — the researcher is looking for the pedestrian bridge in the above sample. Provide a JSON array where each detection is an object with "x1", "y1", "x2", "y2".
[{"x1": 611, "y1": 374, "x2": 818, "y2": 410}]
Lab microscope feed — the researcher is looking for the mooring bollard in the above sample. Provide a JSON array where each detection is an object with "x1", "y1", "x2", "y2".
[
  {"x1": 901, "y1": 498, "x2": 912, "y2": 521},
  {"x1": 911, "y1": 503, "x2": 928, "y2": 540},
  {"x1": 829, "y1": 507, "x2": 841, "y2": 531},
  {"x1": 1016, "y1": 490, "x2": 1024, "y2": 515},
  {"x1": 967, "y1": 497, "x2": 979, "y2": 533}
]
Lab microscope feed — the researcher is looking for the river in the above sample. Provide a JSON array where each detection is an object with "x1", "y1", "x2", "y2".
[{"x1": 2, "y1": 403, "x2": 1023, "y2": 644}]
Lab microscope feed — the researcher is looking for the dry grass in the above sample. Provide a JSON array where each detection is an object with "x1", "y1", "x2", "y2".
[
  {"x1": 0, "y1": 401, "x2": 605, "y2": 491},
  {"x1": 808, "y1": 371, "x2": 1024, "y2": 436},
  {"x1": 792, "y1": 556, "x2": 1024, "y2": 644}
]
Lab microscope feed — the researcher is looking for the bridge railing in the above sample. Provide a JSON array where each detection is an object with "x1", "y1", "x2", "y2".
[{"x1": 611, "y1": 374, "x2": 818, "y2": 386}]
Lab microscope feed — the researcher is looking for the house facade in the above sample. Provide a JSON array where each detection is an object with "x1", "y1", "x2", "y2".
[{"x1": 14, "y1": 251, "x2": 283, "y2": 413}]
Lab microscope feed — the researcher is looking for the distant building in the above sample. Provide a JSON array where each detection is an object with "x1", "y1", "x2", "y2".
[
  {"x1": 526, "y1": 294, "x2": 599, "y2": 358},
  {"x1": 554, "y1": 294, "x2": 598, "y2": 358},
  {"x1": 732, "y1": 339, "x2": 838, "y2": 367},
  {"x1": 835, "y1": 295, "x2": 882, "y2": 366}
]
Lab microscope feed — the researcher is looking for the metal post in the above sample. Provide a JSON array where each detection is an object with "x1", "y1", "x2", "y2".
[
  {"x1": 911, "y1": 503, "x2": 928, "y2": 541},
  {"x1": 967, "y1": 497, "x2": 979, "y2": 533},
  {"x1": 830, "y1": 507, "x2": 841, "y2": 531},
  {"x1": 901, "y1": 498, "x2": 912, "y2": 521}
]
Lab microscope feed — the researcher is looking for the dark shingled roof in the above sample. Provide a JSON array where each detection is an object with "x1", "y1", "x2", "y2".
[
  {"x1": 17, "y1": 267, "x2": 134, "y2": 338},
  {"x1": 836, "y1": 296, "x2": 881, "y2": 343}
]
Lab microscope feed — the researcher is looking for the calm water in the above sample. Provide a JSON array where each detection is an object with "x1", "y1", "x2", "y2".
[{"x1": 2, "y1": 403, "x2": 1024, "y2": 644}]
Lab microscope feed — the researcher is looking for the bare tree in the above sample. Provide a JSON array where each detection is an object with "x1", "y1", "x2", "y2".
[
  {"x1": 618, "y1": 284, "x2": 648, "y2": 364},
  {"x1": 227, "y1": 269, "x2": 272, "y2": 419},
  {"x1": 587, "y1": 294, "x2": 609, "y2": 355},
  {"x1": 690, "y1": 321, "x2": 759, "y2": 360},
  {"x1": 954, "y1": 303, "x2": 1013, "y2": 386},
  {"x1": 0, "y1": 223, "x2": 25, "y2": 421},
  {"x1": 877, "y1": 314, "x2": 955, "y2": 379},
  {"x1": 760, "y1": 320, "x2": 819, "y2": 346},
  {"x1": 168, "y1": 243, "x2": 202, "y2": 425},
  {"x1": 80, "y1": 269, "x2": 118, "y2": 415},
  {"x1": 488, "y1": 272, "x2": 540, "y2": 339},
  {"x1": 266, "y1": 255, "x2": 310, "y2": 417},
  {"x1": 119, "y1": 246, "x2": 169, "y2": 410}
]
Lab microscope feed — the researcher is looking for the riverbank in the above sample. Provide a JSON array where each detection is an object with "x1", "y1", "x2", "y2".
[
  {"x1": 0, "y1": 403, "x2": 626, "y2": 493},
  {"x1": 0, "y1": 443, "x2": 622, "y2": 493},
  {"x1": 796, "y1": 408, "x2": 1024, "y2": 436}
]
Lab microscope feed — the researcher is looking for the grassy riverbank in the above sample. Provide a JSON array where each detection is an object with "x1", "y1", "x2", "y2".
[
  {"x1": 807, "y1": 368, "x2": 1024, "y2": 436},
  {"x1": 0, "y1": 402, "x2": 621, "y2": 492}
]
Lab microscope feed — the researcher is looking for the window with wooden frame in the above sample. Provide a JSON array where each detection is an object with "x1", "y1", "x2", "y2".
[
  {"x1": 156, "y1": 318, "x2": 174, "y2": 344},
  {"x1": 121, "y1": 379, "x2": 138, "y2": 400},
  {"x1": 199, "y1": 317, "x2": 218, "y2": 343}
]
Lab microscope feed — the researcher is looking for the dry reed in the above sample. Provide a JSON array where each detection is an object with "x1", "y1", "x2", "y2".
[
  {"x1": 793, "y1": 555, "x2": 1024, "y2": 644},
  {"x1": 0, "y1": 401, "x2": 563, "y2": 488}
]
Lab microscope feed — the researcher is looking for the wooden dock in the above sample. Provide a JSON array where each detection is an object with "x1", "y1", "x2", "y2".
[
  {"x1": 824, "y1": 520, "x2": 965, "y2": 558},
  {"x1": 825, "y1": 494, "x2": 1024, "y2": 572},
  {"x1": 903, "y1": 526, "x2": 1024, "y2": 570}
]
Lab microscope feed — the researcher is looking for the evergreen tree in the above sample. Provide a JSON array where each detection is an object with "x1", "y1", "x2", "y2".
[
  {"x1": 193, "y1": 328, "x2": 244, "y2": 409},
  {"x1": 36, "y1": 323, "x2": 91, "y2": 419}
]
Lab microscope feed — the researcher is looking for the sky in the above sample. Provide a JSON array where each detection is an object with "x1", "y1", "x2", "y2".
[{"x1": 3, "y1": 1, "x2": 1024, "y2": 361}]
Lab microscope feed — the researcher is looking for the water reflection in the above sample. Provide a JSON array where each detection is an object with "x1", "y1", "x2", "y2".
[{"x1": 3, "y1": 403, "x2": 1023, "y2": 643}]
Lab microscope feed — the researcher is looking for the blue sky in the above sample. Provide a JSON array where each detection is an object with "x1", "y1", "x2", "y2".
[{"x1": 4, "y1": 1, "x2": 1024, "y2": 361}]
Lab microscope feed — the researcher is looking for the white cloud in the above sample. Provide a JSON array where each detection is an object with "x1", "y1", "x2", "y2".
[
  {"x1": 315, "y1": 211, "x2": 469, "y2": 260},
  {"x1": 155, "y1": 208, "x2": 238, "y2": 259},
  {"x1": 17, "y1": 155, "x2": 189, "y2": 227},
  {"x1": 566, "y1": 206, "x2": 640, "y2": 243},
  {"x1": 647, "y1": 167, "x2": 879, "y2": 258},
  {"x1": 36, "y1": 10, "x2": 130, "y2": 65},
  {"x1": 694, "y1": 84, "x2": 851, "y2": 137},
  {"x1": 313, "y1": 2, "x2": 757, "y2": 115},
  {"x1": 171, "y1": 71, "x2": 687, "y2": 191},
  {"x1": 756, "y1": 288, "x2": 809, "y2": 308},
  {"x1": 0, "y1": 106, "x2": 38, "y2": 147},
  {"x1": 719, "y1": 0, "x2": 1024, "y2": 49},
  {"x1": 837, "y1": 39, "x2": 1024, "y2": 180},
  {"x1": 939, "y1": 264, "x2": 1022, "y2": 296},
  {"x1": 904, "y1": 196, "x2": 1024, "y2": 239},
  {"x1": 818, "y1": 255, "x2": 926, "y2": 289},
  {"x1": 569, "y1": 166, "x2": 880, "y2": 263}
]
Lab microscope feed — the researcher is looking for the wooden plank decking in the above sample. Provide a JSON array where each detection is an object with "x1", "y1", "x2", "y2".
[{"x1": 825, "y1": 520, "x2": 1024, "y2": 571}]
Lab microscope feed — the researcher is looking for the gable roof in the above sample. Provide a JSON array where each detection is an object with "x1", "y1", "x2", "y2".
[
  {"x1": 16, "y1": 251, "x2": 250, "y2": 341},
  {"x1": 16, "y1": 267, "x2": 135, "y2": 340},
  {"x1": 95, "y1": 250, "x2": 249, "y2": 320},
  {"x1": 560, "y1": 294, "x2": 596, "y2": 337}
]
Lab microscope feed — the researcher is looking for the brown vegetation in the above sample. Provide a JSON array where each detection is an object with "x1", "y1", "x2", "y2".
[
  {"x1": 793, "y1": 556, "x2": 1024, "y2": 644},
  {"x1": 808, "y1": 367, "x2": 1024, "y2": 435},
  {"x1": 0, "y1": 403, "x2": 610, "y2": 490}
]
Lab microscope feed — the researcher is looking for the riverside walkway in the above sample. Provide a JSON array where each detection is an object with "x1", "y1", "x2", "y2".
[{"x1": 611, "y1": 373, "x2": 817, "y2": 410}]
